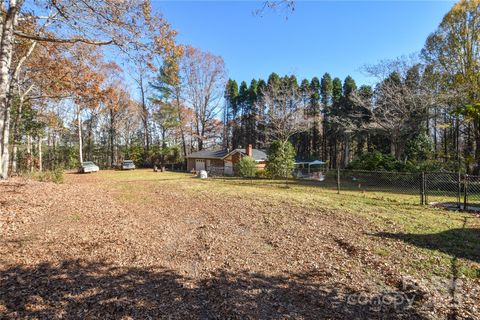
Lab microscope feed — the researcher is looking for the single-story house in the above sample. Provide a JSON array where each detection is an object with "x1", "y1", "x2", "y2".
[{"x1": 186, "y1": 144, "x2": 267, "y2": 175}]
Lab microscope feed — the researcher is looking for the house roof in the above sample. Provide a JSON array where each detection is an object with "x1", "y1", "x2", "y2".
[
  {"x1": 295, "y1": 160, "x2": 326, "y2": 165},
  {"x1": 187, "y1": 148, "x2": 267, "y2": 161},
  {"x1": 235, "y1": 148, "x2": 267, "y2": 161},
  {"x1": 186, "y1": 149, "x2": 229, "y2": 159}
]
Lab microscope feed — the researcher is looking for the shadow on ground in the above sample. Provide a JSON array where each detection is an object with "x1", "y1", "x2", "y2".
[
  {"x1": 0, "y1": 181, "x2": 26, "y2": 193},
  {"x1": 373, "y1": 228, "x2": 480, "y2": 264},
  {"x1": 0, "y1": 260, "x2": 427, "y2": 319}
]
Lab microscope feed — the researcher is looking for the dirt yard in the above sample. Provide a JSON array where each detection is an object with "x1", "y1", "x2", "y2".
[{"x1": 1, "y1": 170, "x2": 479, "y2": 319}]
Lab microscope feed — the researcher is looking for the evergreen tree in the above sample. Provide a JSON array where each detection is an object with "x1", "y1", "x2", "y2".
[
  {"x1": 224, "y1": 79, "x2": 239, "y2": 149},
  {"x1": 320, "y1": 73, "x2": 333, "y2": 161},
  {"x1": 356, "y1": 85, "x2": 374, "y2": 155},
  {"x1": 267, "y1": 72, "x2": 281, "y2": 89},
  {"x1": 328, "y1": 77, "x2": 343, "y2": 167},
  {"x1": 246, "y1": 79, "x2": 259, "y2": 146},
  {"x1": 236, "y1": 156, "x2": 257, "y2": 177},
  {"x1": 294, "y1": 78, "x2": 312, "y2": 158},
  {"x1": 256, "y1": 79, "x2": 268, "y2": 149},
  {"x1": 339, "y1": 76, "x2": 357, "y2": 167},
  {"x1": 266, "y1": 140, "x2": 296, "y2": 179},
  {"x1": 237, "y1": 81, "x2": 249, "y2": 148},
  {"x1": 309, "y1": 77, "x2": 321, "y2": 157},
  {"x1": 332, "y1": 77, "x2": 343, "y2": 105}
]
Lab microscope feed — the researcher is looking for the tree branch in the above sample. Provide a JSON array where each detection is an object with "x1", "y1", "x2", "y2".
[{"x1": 14, "y1": 31, "x2": 113, "y2": 45}]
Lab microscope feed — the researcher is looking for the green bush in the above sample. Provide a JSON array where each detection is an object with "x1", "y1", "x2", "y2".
[
  {"x1": 349, "y1": 151, "x2": 394, "y2": 171},
  {"x1": 236, "y1": 156, "x2": 257, "y2": 177},
  {"x1": 266, "y1": 140, "x2": 296, "y2": 179},
  {"x1": 50, "y1": 167, "x2": 65, "y2": 183},
  {"x1": 405, "y1": 134, "x2": 433, "y2": 162},
  {"x1": 347, "y1": 150, "x2": 461, "y2": 173},
  {"x1": 255, "y1": 170, "x2": 268, "y2": 178},
  {"x1": 26, "y1": 167, "x2": 64, "y2": 184}
]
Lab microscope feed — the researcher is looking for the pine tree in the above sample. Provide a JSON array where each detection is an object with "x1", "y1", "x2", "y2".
[
  {"x1": 332, "y1": 77, "x2": 343, "y2": 105},
  {"x1": 224, "y1": 79, "x2": 239, "y2": 149},
  {"x1": 309, "y1": 77, "x2": 321, "y2": 157},
  {"x1": 340, "y1": 76, "x2": 357, "y2": 167},
  {"x1": 297, "y1": 78, "x2": 313, "y2": 158},
  {"x1": 256, "y1": 79, "x2": 268, "y2": 148},
  {"x1": 246, "y1": 79, "x2": 258, "y2": 146},
  {"x1": 237, "y1": 81, "x2": 249, "y2": 148},
  {"x1": 320, "y1": 73, "x2": 333, "y2": 162}
]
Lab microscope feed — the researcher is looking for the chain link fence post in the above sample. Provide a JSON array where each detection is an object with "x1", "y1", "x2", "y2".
[
  {"x1": 464, "y1": 175, "x2": 469, "y2": 211},
  {"x1": 420, "y1": 172, "x2": 425, "y2": 205},
  {"x1": 457, "y1": 171, "x2": 462, "y2": 210}
]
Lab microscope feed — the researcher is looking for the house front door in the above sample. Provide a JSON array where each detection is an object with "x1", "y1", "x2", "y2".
[{"x1": 195, "y1": 159, "x2": 205, "y2": 171}]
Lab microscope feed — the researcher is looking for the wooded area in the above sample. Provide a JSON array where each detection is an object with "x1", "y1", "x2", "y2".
[
  {"x1": 224, "y1": 0, "x2": 480, "y2": 174},
  {"x1": 1, "y1": 0, "x2": 480, "y2": 180}
]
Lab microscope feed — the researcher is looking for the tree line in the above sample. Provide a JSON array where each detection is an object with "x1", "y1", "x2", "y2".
[
  {"x1": 224, "y1": 0, "x2": 480, "y2": 174},
  {"x1": 3, "y1": 0, "x2": 480, "y2": 179}
]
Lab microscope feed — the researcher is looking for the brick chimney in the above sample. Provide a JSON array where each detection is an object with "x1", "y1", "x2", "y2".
[{"x1": 246, "y1": 144, "x2": 253, "y2": 157}]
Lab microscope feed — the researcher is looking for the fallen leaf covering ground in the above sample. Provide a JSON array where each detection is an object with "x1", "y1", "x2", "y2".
[{"x1": 0, "y1": 170, "x2": 479, "y2": 319}]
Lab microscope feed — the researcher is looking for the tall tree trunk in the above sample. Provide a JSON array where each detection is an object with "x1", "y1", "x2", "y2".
[
  {"x1": 52, "y1": 131, "x2": 56, "y2": 169},
  {"x1": 433, "y1": 107, "x2": 438, "y2": 157},
  {"x1": 333, "y1": 141, "x2": 337, "y2": 169},
  {"x1": 109, "y1": 108, "x2": 116, "y2": 167},
  {"x1": 443, "y1": 127, "x2": 448, "y2": 162},
  {"x1": 197, "y1": 120, "x2": 203, "y2": 150},
  {"x1": 0, "y1": 2, "x2": 20, "y2": 179},
  {"x1": 77, "y1": 107, "x2": 83, "y2": 164},
  {"x1": 139, "y1": 74, "x2": 150, "y2": 154},
  {"x1": 27, "y1": 134, "x2": 32, "y2": 172},
  {"x1": 474, "y1": 119, "x2": 480, "y2": 175},
  {"x1": 390, "y1": 140, "x2": 397, "y2": 159},
  {"x1": 175, "y1": 95, "x2": 188, "y2": 157},
  {"x1": 11, "y1": 139, "x2": 17, "y2": 173},
  {"x1": 343, "y1": 135, "x2": 350, "y2": 168},
  {"x1": 86, "y1": 115, "x2": 94, "y2": 161},
  {"x1": 37, "y1": 136, "x2": 42, "y2": 172}
]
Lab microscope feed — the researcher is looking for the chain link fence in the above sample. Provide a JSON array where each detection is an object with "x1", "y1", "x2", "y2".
[
  {"x1": 211, "y1": 166, "x2": 480, "y2": 210},
  {"x1": 423, "y1": 172, "x2": 461, "y2": 209},
  {"x1": 465, "y1": 175, "x2": 480, "y2": 211},
  {"x1": 293, "y1": 169, "x2": 480, "y2": 211}
]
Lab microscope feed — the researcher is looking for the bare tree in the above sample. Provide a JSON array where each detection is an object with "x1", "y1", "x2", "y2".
[
  {"x1": 181, "y1": 46, "x2": 226, "y2": 151},
  {"x1": 0, "y1": 0, "x2": 176, "y2": 179},
  {"x1": 257, "y1": 79, "x2": 311, "y2": 143},
  {"x1": 354, "y1": 59, "x2": 435, "y2": 160}
]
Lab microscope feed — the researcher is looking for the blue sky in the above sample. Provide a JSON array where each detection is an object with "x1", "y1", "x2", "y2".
[{"x1": 153, "y1": 0, "x2": 454, "y2": 86}]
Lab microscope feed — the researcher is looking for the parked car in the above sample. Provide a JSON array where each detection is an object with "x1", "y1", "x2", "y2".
[
  {"x1": 121, "y1": 160, "x2": 136, "y2": 170},
  {"x1": 78, "y1": 161, "x2": 100, "y2": 173}
]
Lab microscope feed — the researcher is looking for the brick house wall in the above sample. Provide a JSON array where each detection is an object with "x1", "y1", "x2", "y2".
[{"x1": 187, "y1": 158, "x2": 225, "y2": 172}]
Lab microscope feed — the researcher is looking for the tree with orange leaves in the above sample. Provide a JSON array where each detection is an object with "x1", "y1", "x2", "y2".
[{"x1": 0, "y1": 0, "x2": 177, "y2": 179}]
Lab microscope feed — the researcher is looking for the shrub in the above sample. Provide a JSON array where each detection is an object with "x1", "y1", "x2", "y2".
[
  {"x1": 266, "y1": 140, "x2": 296, "y2": 179},
  {"x1": 50, "y1": 167, "x2": 65, "y2": 183},
  {"x1": 236, "y1": 156, "x2": 257, "y2": 177},
  {"x1": 255, "y1": 170, "x2": 268, "y2": 178},
  {"x1": 25, "y1": 167, "x2": 64, "y2": 184},
  {"x1": 405, "y1": 133, "x2": 433, "y2": 162},
  {"x1": 348, "y1": 149, "x2": 461, "y2": 173},
  {"x1": 347, "y1": 151, "x2": 414, "y2": 172}
]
